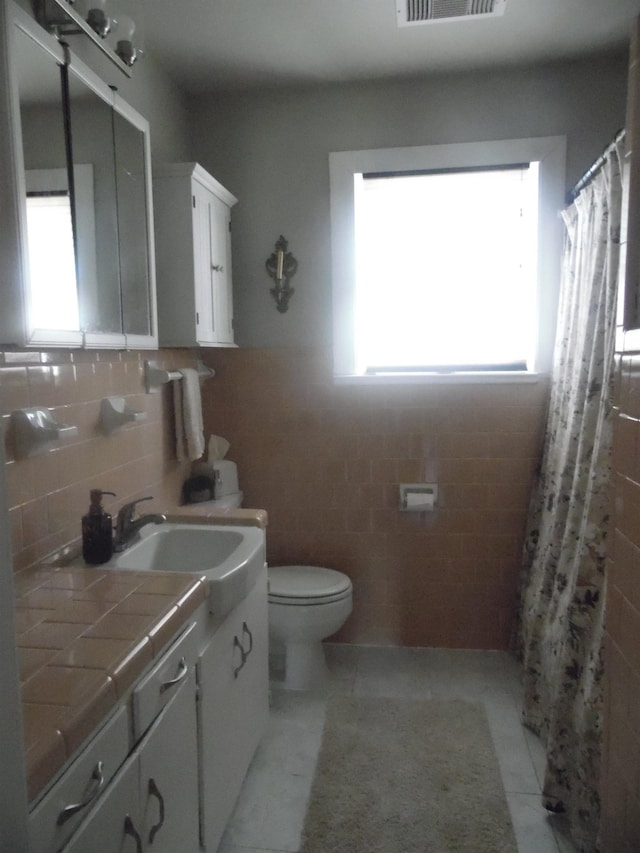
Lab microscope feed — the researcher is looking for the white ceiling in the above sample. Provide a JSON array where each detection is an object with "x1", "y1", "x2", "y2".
[{"x1": 139, "y1": 0, "x2": 640, "y2": 94}]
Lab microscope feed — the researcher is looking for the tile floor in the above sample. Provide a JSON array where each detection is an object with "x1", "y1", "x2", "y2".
[{"x1": 218, "y1": 644, "x2": 578, "y2": 853}]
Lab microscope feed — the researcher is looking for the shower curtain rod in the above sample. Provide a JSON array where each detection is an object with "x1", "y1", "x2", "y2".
[{"x1": 565, "y1": 128, "x2": 625, "y2": 205}]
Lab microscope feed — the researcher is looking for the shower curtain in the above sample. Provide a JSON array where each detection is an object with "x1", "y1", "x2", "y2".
[{"x1": 516, "y1": 136, "x2": 624, "y2": 853}]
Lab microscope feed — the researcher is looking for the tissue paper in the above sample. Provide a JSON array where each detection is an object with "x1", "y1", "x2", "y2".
[
  {"x1": 405, "y1": 491, "x2": 434, "y2": 511},
  {"x1": 208, "y1": 434, "x2": 230, "y2": 463}
]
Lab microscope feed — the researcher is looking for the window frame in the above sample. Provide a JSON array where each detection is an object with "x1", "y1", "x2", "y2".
[{"x1": 329, "y1": 136, "x2": 567, "y2": 383}]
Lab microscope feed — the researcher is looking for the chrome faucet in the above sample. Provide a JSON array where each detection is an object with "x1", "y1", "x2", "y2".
[{"x1": 114, "y1": 496, "x2": 166, "y2": 552}]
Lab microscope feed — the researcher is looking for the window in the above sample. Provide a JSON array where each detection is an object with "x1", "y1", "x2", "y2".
[
  {"x1": 26, "y1": 191, "x2": 79, "y2": 331},
  {"x1": 25, "y1": 165, "x2": 97, "y2": 335},
  {"x1": 329, "y1": 137, "x2": 566, "y2": 382}
]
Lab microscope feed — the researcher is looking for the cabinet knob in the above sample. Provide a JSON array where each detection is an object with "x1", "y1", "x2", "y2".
[
  {"x1": 241, "y1": 621, "x2": 253, "y2": 656},
  {"x1": 148, "y1": 778, "x2": 166, "y2": 844},
  {"x1": 159, "y1": 656, "x2": 189, "y2": 694},
  {"x1": 233, "y1": 635, "x2": 247, "y2": 678},
  {"x1": 124, "y1": 815, "x2": 143, "y2": 853},
  {"x1": 211, "y1": 263, "x2": 224, "y2": 272},
  {"x1": 56, "y1": 761, "x2": 105, "y2": 825}
]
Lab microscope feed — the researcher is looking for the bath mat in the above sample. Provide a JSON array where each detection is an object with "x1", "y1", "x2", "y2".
[{"x1": 300, "y1": 696, "x2": 518, "y2": 853}]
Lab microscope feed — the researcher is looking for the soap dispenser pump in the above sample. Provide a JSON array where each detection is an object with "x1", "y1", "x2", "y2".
[{"x1": 82, "y1": 489, "x2": 116, "y2": 565}]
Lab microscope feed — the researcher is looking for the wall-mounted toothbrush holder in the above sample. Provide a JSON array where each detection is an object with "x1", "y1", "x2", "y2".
[
  {"x1": 144, "y1": 359, "x2": 216, "y2": 393},
  {"x1": 11, "y1": 408, "x2": 79, "y2": 458},
  {"x1": 100, "y1": 397, "x2": 147, "y2": 434},
  {"x1": 399, "y1": 483, "x2": 438, "y2": 512}
]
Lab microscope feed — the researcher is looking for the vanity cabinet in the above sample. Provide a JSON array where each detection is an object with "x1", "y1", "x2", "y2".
[
  {"x1": 25, "y1": 554, "x2": 269, "y2": 853},
  {"x1": 153, "y1": 163, "x2": 237, "y2": 347},
  {"x1": 197, "y1": 565, "x2": 269, "y2": 850}
]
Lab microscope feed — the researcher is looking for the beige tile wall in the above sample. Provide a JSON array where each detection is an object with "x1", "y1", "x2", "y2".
[
  {"x1": 200, "y1": 347, "x2": 549, "y2": 650},
  {"x1": 1, "y1": 343, "x2": 551, "y2": 652},
  {"x1": 1, "y1": 348, "x2": 198, "y2": 572},
  {"x1": 600, "y1": 363, "x2": 640, "y2": 853},
  {"x1": 599, "y1": 15, "x2": 640, "y2": 850}
]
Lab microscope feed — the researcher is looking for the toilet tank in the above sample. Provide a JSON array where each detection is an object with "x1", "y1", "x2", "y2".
[
  {"x1": 213, "y1": 460, "x2": 239, "y2": 497},
  {"x1": 181, "y1": 460, "x2": 243, "y2": 508}
]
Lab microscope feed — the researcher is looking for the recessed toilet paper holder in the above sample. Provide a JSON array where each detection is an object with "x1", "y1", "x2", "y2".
[{"x1": 399, "y1": 483, "x2": 437, "y2": 511}]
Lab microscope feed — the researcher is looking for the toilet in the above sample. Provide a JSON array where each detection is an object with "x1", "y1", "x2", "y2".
[
  {"x1": 268, "y1": 565, "x2": 353, "y2": 690},
  {"x1": 184, "y1": 463, "x2": 353, "y2": 690}
]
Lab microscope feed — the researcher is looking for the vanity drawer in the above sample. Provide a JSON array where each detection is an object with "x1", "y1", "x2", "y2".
[
  {"x1": 29, "y1": 705, "x2": 129, "y2": 853},
  {"x1": 132, "y1": 620, "x2": 199, "y2": 740}
]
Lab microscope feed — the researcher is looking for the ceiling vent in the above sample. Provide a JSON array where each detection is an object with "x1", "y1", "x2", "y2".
[{"x1": 396, "y1": 0, "x2": 507, "y2": 27}]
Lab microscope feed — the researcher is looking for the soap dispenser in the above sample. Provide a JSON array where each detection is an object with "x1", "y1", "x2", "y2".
[{"x1": 82, "y1": 489, "x2": 116, "y2": 565}]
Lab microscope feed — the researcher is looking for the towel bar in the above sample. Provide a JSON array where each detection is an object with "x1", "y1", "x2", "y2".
[{"x1": 145, "y1": 360, "x2": 215, "y2": 393}]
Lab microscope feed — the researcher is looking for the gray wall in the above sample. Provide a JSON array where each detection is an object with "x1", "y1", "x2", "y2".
[{"x1": 188, "y1": 53, "x2": 629, "y2": 349}]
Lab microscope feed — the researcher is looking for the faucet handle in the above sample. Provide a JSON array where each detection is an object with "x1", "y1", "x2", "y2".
[
  {"x1": 117, "y1": 496, "x2": 153, "y2": 524},
  {"x1": 130, "y1": 496, "x2": 153, "y2": 511}
]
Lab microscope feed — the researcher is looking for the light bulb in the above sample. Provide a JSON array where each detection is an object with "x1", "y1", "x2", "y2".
[
  {"x1": 85, "y1": 0, "x2": 111, "y2": 38},
  {"x1": 114, "y1": 14, "x2": 137, "y2": 65}
]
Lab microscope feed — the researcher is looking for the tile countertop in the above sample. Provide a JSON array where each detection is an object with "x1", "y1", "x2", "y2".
[{"x1": 14, "y1": 507, "x2": 267, "y2": 802}]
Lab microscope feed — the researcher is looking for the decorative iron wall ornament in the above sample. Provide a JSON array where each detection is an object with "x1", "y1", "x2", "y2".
[{"x1": 266, "y1": 235, "x2": 297, "y2": 313}]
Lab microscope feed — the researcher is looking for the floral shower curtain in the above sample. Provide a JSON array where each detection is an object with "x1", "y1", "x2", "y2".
[{"x1": 516, "y1": 135, "x2": 624, "y2": 853}]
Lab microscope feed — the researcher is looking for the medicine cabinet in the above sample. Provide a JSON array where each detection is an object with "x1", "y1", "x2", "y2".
[
  {"x1": 153, "y1": 163, "x2": 237, "y2": 347},
  {"x1": 0, "y1": 1, "x2": 157, "y2": 349}
]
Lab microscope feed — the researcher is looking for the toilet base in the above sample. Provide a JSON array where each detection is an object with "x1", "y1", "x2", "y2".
[{"x1": 284, "y1": 641, "x2": 328, "y2": 690}]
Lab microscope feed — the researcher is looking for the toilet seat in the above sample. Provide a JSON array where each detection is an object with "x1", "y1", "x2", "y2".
[{"x1": 268, "y1": 565, "x2": 352, "y2": 606}]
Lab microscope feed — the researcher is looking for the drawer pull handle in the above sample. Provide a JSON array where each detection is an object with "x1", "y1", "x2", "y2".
[
  {"x1": 233, "y1": 635, "x2": 247, "y2": 678},
  {"x1": 159, "y1": 657, "x2": 189, "y2": 694},
  {"x1": 56, "y1": 760, "x2": 105, "y2": 825},
  {"x1": 124, "y1": 815, "x2": 143, "y2": 853},
  {"x1": 148, "y1": 778, "x2": 166, "y2": 844},
  {"x1": 241, "y1": 621, "x2": 253, "y2": 656}
]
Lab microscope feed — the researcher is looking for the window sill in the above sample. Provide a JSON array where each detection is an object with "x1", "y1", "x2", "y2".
[{"x1": 334, "y1": 371, "x2": 546, "y2": 386}]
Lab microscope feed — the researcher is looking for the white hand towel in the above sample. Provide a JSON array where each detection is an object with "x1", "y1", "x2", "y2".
[{"x1": 174, "y1": 368, "x2": 205, "y2": 461}]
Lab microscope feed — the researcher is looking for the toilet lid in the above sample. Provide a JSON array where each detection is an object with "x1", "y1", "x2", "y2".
[{"x1": 268, "y1": 565, "x2": 352, "y2": 605}]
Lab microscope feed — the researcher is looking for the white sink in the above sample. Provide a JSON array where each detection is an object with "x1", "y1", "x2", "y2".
[{"x1": 110, "y1": 523, "x2": 265, "y2": 616}]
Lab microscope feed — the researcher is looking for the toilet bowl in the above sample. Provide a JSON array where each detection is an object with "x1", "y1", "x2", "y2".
[{"x1": 268, "y1": 565, "x2": 353, "y2": 690}]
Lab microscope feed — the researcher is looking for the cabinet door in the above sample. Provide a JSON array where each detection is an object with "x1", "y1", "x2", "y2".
[
  {"x1": 61, "y1": 756, "x2": 141, "y2": 853},
  {"x1": 139, "y1": 669, "x2": 200, "y2": 853},
  {"x1": 208, "y1": 192, "x2": 234, "y2": 345},
  {"x1": 233, "y1": 569, "x2": 270, "y2": 775},
  {"x1": 197, "y1": 605, "x2": 246, "y2": 850},
  {"x1": 198, "y1": 568, "x2": 269, "y2": 851},
  {"x1": 192, "y1": 180, "x2": 234, "y2": 346}
]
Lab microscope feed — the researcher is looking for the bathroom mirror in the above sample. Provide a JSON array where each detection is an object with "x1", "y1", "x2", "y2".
[{"x1": 0, "y1": 1, "x2": 157, "y2": 349}]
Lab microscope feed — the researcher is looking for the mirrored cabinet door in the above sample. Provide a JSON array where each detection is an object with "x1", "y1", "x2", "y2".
[
  {"x1": 10, "y1": 8, "x2": 83, "y2": 346},
  {"x1": 112, "y1": 99, "x2": 157, "y2": 344},
  {"x1": 65, "y1": 63, "x2": 124, "y2": 343}
]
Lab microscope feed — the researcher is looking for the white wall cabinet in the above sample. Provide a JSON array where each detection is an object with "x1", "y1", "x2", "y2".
[
  {"x1": 153, "y1": 163, "x2": 238, "y2": 347},
  {"x1": 197, "y1": 565, "x2": 269, "y2": 851},
  {"x1": 62, "y1": 668, "x2": 200, "y2": 853}
]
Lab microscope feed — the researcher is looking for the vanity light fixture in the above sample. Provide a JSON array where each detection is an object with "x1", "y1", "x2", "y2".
[
  {"x1": 33, "y1": 0, "x2": 141, "y2": 75},
  {"x1": 265, "y1": 236, "x2": 298, "y2": 313}
]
